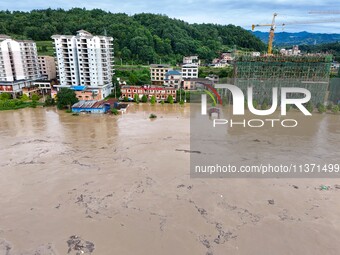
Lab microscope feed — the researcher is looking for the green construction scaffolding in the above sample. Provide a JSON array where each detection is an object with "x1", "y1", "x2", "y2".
[
  {"x1": 329, "y1": 78, "x2": 340, "y2": 104},
  {"x1": 232, "y1": 55, "x2": 332, "y2": 105}
]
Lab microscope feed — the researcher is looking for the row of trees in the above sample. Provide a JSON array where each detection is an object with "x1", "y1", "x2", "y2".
[{"x1": 0, "y1": 8, "x2": 266, "y2": 64}]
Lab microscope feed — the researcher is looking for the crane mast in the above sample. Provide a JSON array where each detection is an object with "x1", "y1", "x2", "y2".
[{"x1": 252, "y1": 13, "x2": 278, "y2": 55}]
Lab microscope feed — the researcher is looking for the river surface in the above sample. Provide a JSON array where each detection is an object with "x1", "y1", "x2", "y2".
[{"x1": 0, "y1": 104, "x2": 340, "y2": 255}]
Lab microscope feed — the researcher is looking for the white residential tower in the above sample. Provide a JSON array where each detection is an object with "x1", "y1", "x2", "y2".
[{"x1": 52, "y1": 30, "x2": 114, "y2": 99}]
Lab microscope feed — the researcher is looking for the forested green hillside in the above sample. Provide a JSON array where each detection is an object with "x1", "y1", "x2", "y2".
[{"x1": 0, "y1": 8, "x2": 266, "y2": 64}]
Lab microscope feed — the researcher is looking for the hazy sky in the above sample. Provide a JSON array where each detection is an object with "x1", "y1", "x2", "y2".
[{"x1": 1, "y1": 0, "x2": 339, "y2": 33}]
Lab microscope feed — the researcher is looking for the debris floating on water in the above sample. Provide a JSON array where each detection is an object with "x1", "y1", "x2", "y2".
[{"x1": 67, "y1": 235, "x2": 94, "y2": 254}]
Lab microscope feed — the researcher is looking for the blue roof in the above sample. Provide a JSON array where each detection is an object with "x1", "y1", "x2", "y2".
[
  {"x1": 70, "y1": 86, "x2": 87, "y2": 91},
  {"x1": 165, "y1": 70, "x2": 181, "y2": 76}
]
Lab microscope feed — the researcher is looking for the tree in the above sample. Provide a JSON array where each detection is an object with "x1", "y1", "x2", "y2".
[
  {"x1": 56, "y1": 88, "x2": 78, "y2": 109},
  {"x1": 167, "y1": 95, "x2": 174, "y2": 104},
  {"x1": 133, "y1": 94, "x2": 139, "y2": 103},
  {"x1": 123, "y1": 96, "x2": 129, "y2": 102},
  {"x1": 141, "y1": 95, "x2": 148, "y2": 103},
  {"x1": 150, "y1": 95, "x2": 156, "y2": 105}
]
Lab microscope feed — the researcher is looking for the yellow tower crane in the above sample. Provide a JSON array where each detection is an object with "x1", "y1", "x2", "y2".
[
  {"x1": 252, "y1": 13, "x2": 340, "y2": 55},
  {"x1": 252, "y1": 13, "x2": 278, "y2": 55}
]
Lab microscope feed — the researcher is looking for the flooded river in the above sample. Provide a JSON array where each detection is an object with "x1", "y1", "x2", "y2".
[{"x1": 0, "y1": 104, "x2": 340, "y2": 255}]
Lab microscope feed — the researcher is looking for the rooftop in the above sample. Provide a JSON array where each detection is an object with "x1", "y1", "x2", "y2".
[
  {"x1": 72, "y1": 100, "x2": 108, "y2": 109},
  {"x1": 150, "y1": 64, "x2": 170, "y2": 68},
  {"x1": 70, "y1": 85, "x2": 87, "y2": 91},
  {"x1": 165, "y1": 70, "x2": 181, "y2": 76}
]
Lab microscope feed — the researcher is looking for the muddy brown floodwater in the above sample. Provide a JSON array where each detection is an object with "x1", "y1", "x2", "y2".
[{"x1": 0, "y1": 104, "x2": 340, "y2": 255}]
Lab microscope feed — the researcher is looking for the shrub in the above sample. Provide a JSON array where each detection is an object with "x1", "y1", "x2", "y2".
[
  {"x1": 0, "y1": 93, "x2": 11, "y2": 100},
  {"x1": 141, "y1": 95, "x2": 148, "y2": 103},
  {"x1": 149, "y1": 113, "x2": 157, "y2": 119},
  {"x1": 20, "y1": 94, "x2": 29, "y2": 101},
  {"x1": 331, "y1": 105, "x2": 339, "y2": 114},
  {"x1": 317, "y1": 104, "x2": 327, "y2": 113},
  {"x1": 111, "y1": 108, "x2": 119, "y2": 115},
  {"x1": 327, "y1": 103, "x2": 334, "y2": 110},
  {"x1": 44, "y1": 96, "x2": 55, "y2": 106},
  {"x1": 31, "y1": 94, "x2": 40, "y2": 101},
  {"x1": 306, "y1": 101, "x2": 314, "y2": 114},
  {"x1": 30, "y1": 100, "x2": 37, "y2": 108},
  {"x1": 252, "y1": 100, "x2": 258, "y2": 109},
  {"x1": 167, "y1": 95, "x2": 174, "y2": 104},
  {"x1": 150, "y1": 95, "x2": 156, "y2": 105}
]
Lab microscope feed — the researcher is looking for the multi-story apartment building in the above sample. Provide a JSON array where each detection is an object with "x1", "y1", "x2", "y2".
[
  {"x1": 150, "y1": 64, "x2": 171, "y2": 85},
  {"x1": 52, "y1": 30, "x2": 114, "y2": 99},
  {"x1": 0, "y1": 35, "x2": 41, "y2": 95},
  {"x1": 181, "y1": 64, "x2": 198, "y2": 79},
  {"x1": 121, "y1": 85, "x2": 177, "y2": 101},
  {"x1": 164, "y1": 70, "x2": 182, "y2": 88},
  {"x1": 38, "y1": 56, "x2": 56, "y2": 80}
]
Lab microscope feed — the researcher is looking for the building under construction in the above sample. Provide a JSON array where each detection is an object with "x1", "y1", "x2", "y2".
[{"x1": 233, "y1": 55, "x2": 333, "y2": 105}]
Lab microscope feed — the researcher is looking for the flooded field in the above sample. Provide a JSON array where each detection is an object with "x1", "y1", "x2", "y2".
[{"x1": 0, "y1": 104, "x2": 340, "y2": 255}]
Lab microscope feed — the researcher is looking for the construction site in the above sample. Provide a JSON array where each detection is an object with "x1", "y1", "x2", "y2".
[
  {"x1": 227, "y1": 12, "x2": 339, "y2": 105},
  {"x1": 233, "y1": 54, "x2": 333, "y2": 105}
]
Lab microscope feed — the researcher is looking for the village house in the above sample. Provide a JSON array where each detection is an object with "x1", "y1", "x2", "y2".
[
  {"x1": 182, "y1": 78, "x2": 213, "y2": 90},
  {"x1": 164, "y1": 70, "x2": 182, "y2": 88}
]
